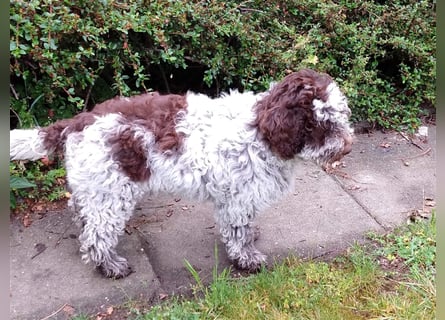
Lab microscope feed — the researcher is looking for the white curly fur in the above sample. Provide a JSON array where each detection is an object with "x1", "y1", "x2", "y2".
[{"x1": 10, "y1": 71, "x2": 353, "y2": 278}]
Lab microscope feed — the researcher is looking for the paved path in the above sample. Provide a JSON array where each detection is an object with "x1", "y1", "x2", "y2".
[{"x1": 10, "y1": 126, "x2": 436, "y2": 319}]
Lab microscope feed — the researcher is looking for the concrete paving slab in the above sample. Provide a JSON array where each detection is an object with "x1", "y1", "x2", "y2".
[
  {"x1": 255, "y1": 161, "x2": 384, "y2": 260},
  {"x1": 134, "y1": 195, "x2": 231, "y2": 295},
  {"x1": 10, "y1": 210, "x2": 161, "y2": 320},
  {"x1": 335, "y1": 126, "x2": 436, "y2": 228}
]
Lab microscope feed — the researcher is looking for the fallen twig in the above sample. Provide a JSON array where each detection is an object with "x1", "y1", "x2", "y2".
[
  {"x1": 30, "y1": 245, "x2": 46, "y2": 259},
  {"x1": 146, "y1": 203, "x2": 175, "y2": 209},
  {"x1": 400, "y1": 147, "x2": 431, "y2": 163},
  {"x1": 54, "y1": 220, "x2": 75, "y2": 247},
  {"x1": 325, "y1": 168, "x2": 371, "y2": 185},
  {"x1": 39, "y1": 303, "x2": 68, "y2": 320},
  {"x1": 398, "y1": 131, "x2": 424, "y2": 150}
]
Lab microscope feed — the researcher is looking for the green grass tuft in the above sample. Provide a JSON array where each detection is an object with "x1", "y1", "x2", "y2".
[{"x1": 139, "y1": 215, "x2": 435, "y2": 319}]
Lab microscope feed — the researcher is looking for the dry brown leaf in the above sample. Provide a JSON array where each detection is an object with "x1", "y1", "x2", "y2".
[
  {"x1": 62, "y1": 304, "x2": 75, "y2": 316},
  {"x1": 424, "y1": 197, "x2": 435, "y2": 207},
  {"x1": 23, "y1": 214, "x2": 31, "y2": 227},
  {"x1": 408, "y1": 209, "x2": 432, "y2": 222},
  {"x1": 33, "y1": 204, "x2": 44, "y2": 212},
  {"x1": 159, "y1": 293, "x2": 169, "y2": 300},
  {"x1": 425, "y1": 200, "x2": 436, "y2": 207},
  {"x1": 40, "y1": 156, "x2": 53, "y2": 166},
  {"x1": 106, "y1": 306, "x2": 114, "y2": 315}
]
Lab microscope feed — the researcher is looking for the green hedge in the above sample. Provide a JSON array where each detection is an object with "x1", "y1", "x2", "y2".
[{"x1": 10, "y1": 0, "x2": 436, "y2": 131}]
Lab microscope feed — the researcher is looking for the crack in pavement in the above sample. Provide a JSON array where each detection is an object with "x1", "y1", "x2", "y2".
[{"x1": 329, "y1": 174, "x2": 390, "y2": 231}]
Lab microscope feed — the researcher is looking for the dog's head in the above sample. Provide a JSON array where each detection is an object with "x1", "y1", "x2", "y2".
[{"x1": 253, "y1": 69, "x2": 353, "y2": 166}]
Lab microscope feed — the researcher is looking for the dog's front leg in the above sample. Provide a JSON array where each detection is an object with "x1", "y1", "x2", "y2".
[{"x1": 219, "y1": 222, "x2": 267, "y2": 272}]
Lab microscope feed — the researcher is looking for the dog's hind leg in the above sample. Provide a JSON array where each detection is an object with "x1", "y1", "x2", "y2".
[
  {"x1": 64, "y1": 126, "x2": 147, "y2": 278},
  {"x1": 71, "y1": 184, "x2": 140, "y2": 279}
]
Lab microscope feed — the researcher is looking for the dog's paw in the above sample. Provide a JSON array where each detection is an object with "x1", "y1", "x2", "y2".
[
  {"x1": 97, "y1": 261, "x2": 134, "y2": 279},
  {"x1": 234, "y1": 249, "x2": 267, "y2": 272}
]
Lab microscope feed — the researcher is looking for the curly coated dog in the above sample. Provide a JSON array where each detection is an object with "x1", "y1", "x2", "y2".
[{"x1": 10, "y1": 69, "x2": 353, "y2": 278}]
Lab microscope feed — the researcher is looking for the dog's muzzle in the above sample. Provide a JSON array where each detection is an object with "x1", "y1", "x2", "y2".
[{"x1": 325, "y1": 131, "x2": 353, "y2": 167}]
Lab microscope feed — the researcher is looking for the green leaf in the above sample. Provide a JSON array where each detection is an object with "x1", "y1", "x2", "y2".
[{"x1": 10, "y1": 176, "x2": 37, "y2": 189}]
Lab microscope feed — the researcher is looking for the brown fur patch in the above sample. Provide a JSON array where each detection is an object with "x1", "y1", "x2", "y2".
[
  {"x1": 252, "y1": 69, "x2": 332, "y2": 159},
  {"x1": 107, "y1": 125, "x2": 150, "y2": 182},
  {"x1": 40, "y1": 92, "x2": 188, "y2": 182},
  {"x1": 41, "y1": 113, "x2": 97, "y2": 153},
  {"x1": 92, "y1": 93, "x2": 187, "y2": 152}
]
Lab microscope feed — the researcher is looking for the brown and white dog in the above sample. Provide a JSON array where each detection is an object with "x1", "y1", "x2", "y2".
[{"x1": 10, "y1": 69, "x2": 353, "y2": 278}]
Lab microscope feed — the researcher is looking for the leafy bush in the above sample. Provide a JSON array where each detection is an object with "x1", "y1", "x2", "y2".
[
  {"x1": 10, "y1": 0, "x2": 435, "y2": 209},
  {"x1": 9, "y1": 175, "x2": 36, "y2": 209},
  {"x1": 10, "y1": 160, "x2": 67, "y2": 210},
  {"x1": 10, "y1": 0, "x2": 435, "y2": 131}
]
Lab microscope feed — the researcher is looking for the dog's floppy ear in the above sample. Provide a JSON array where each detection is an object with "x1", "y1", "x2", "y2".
[{"x1": 254, "y1": 69, "x2": 331, "y2": 159}]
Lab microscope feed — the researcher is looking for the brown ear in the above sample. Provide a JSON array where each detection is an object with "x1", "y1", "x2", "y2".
[
  {"x1": 253, "y1": 69, "x2": 330, "y2": 159},
  {"x1": 255, "y1": 101, "x2": 310, "y2": 159}
]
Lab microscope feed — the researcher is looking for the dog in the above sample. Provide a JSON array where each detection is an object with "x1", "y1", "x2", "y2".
[{"x1": 10, "y1": 69, "x2": 353, "y2": 278}]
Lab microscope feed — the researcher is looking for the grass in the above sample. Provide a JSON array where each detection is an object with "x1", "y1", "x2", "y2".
[{"x1": 73, "y1": 212, "x2": 436, "y2": 320}]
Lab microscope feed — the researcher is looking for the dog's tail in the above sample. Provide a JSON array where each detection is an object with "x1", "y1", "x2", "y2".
[
  {"x1": 10, "y1": 128, "x2": 51, "y2": 161},
  {"x1": 10, "y1": 114, "x2": 96, "y2": 161}
]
